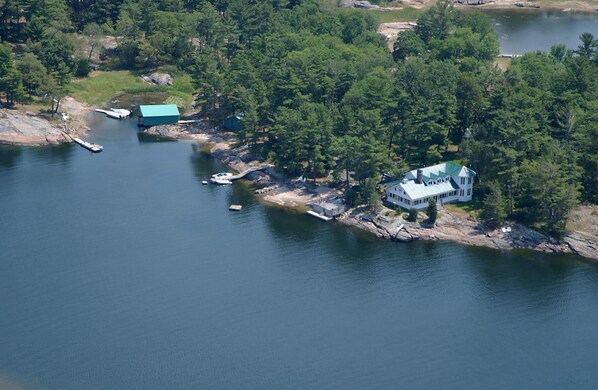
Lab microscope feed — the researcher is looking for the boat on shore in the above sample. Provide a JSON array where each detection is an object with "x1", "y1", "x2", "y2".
[
  {"x1": 110, "y1": 108, "x2": 131, "y2": 117},
  {"x1": 94, "y1": 108, "x2": 131, "y2": 119},
  {"x1": 73, "y1": 137, "x2": 103, "y2": 153}
]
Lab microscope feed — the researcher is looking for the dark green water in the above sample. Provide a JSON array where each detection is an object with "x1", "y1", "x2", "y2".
[
  {"x1": 485, "y1": 9, "x2": 598, "y2": 54},
  {"x1": 1, "y1": 115, "x2": 598, "y2": 389}
]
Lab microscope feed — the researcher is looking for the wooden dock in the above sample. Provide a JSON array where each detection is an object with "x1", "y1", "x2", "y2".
[
  {"x1": 226, "y1": 164, "x2": 274, "y2": 181},
  {"x1": 229, "y1": 204, "x2": 243, "y2": 211},
  {"x1": 73, "y1": 137, "x2": 103, "y2": 153}
]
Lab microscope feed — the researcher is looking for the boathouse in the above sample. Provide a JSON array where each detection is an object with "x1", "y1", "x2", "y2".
[
  {"x1": 223, "y1": 113, "x2": 243, "y2": 131},
  {"x1": 138, "y1": 104, "x2": 180, "y2": 127},
  {"x1": 385, "y1": 162, "x2": 476, "y2": 210},
  {"x1": 310, "y1": 200, "x2": 346, "y2": 218}
]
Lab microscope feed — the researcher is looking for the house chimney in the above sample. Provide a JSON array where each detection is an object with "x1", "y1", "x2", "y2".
[{"x1": 417, "y1": 169, "x2": 424, "y2": 183}]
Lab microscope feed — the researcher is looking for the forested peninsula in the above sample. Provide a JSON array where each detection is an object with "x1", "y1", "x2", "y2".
[{"x1": 0, "y1": 0, "x2": 596, "y2": 256}]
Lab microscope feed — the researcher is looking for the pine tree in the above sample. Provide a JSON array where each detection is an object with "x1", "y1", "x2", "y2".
[
  {"x1": 427, "y1": 199, "x2": 437, "y2": 224},
  {"x1": 481, "y1": 181, "x2": 507, "y2": 227}
]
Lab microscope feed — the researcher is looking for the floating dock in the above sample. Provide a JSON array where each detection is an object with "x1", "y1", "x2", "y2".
[
  {"x1": 219, "y1": 165, "x2": 274, "y2": 181},
  {"x1": 307, "y1": 210, "x2": 332, "y2": 221},
  {"x1": 73, "y1": 137, "x2": 103, "y2": 153},
  {"x1": 229, "y1": 205, "x2": 243, "y2": 211}
]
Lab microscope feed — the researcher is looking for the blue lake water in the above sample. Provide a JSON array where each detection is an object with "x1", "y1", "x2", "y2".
[
  {"x1": 1, "y1": 115, "x2": 598, "y2": 389},
  {"x1": 485, "y1": 9, "x2": 598, "y2": 54}
]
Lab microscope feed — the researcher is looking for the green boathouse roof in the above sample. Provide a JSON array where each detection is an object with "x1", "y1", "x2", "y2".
[{"x1": 139, "y1": 104, "x2": 180, "y2": 118}]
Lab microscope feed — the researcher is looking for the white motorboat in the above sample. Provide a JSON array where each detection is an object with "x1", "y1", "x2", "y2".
[
  {"x1": 210, "y1": 178, "x2": 232, "y2": 185},
  {"x1": 211, "y1": 172, "x2": 233, "y2": 179}
]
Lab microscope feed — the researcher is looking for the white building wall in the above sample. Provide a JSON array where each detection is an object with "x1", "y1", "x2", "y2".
[
  {"x1": 456, "y1": 175, "x2": 474, "y2": 202},
  {"x1": 385, "y1": 170, "x2": 475, "y2": 210},
  {"x1": 386, "y1": 186, "x2": 461, "y2": 210}
]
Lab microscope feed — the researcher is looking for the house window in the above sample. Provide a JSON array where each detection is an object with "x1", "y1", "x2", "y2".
[
  {"x1": 461, "y1": 178, "x2": 465, "y2": 185},
  {"x1": 460, "y1": 189, "x2": 464, "y2": 196},
  {"x1": 467, "y1": 189, "x2": 471, "y2": 196},
  {"x1": 468, "y1": 177, "x2": 472, "y2": 185}
]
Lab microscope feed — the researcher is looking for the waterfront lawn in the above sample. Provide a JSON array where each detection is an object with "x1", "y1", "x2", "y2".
[
  {"x1": 373, "y1": 7, "x2": 424, "y2": 23},
  {"x1": 444, "y1": 196, "x2": 483, "y2": 218},
  {"x1": 69, "y1": 70, "x2": 195, "y2": 113},
  {"x1": 69, "y1": 71, "x2": 143, "y2": 105}
]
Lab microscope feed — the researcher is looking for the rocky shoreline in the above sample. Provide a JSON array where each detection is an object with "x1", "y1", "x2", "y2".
[
  {"x1": 146, "y1": 121, "x2": 598, "y2": 262},
  {"x1": 4, "y1": 112, "x2": 595, "y2": 262},
  {"x1": 0, "y1": 110, "x2": 71, "y2": 146},
  {"x1": 337, "y1": 207, "x2": 579, "y2": 256},
  {"x1": 0, "y1": 97, "x2": 92, "y2": 147}
]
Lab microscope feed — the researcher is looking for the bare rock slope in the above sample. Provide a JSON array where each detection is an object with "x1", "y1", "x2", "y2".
[{"x1": 0, "y1": 110, "x2": 70, "y2": 146}]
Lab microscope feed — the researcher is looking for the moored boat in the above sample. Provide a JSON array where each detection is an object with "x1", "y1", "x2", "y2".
[
  {"x1": 211, "y1": 172, "x2": 233, "y2": 179},
  {"x1": 211, "y1": 178, "x2": 232, "y2": 185}
]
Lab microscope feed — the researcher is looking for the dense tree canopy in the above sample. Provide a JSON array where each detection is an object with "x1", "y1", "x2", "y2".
[{"x1": 0, "y1": 0, "x2": 596, "y2": 235}]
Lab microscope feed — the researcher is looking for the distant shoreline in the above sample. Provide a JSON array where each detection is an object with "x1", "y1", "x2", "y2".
[{"x1": 456, "y1": 2, "x2": 598, "y2": 14}]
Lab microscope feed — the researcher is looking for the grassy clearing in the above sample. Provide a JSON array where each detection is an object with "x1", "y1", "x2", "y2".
[
  {"x1": 69, "y1": 71, "x2": 144, "y2": 106},
  {"x1": 317, "y1": 0, "x2": 339, "y2": 11},
  {"x1": 69, "y1": 71, "x2": 195, "y2": 113},
  {"x1": 494, "y1": 57, "x2": 512, "y2": 70},
  {"x1": 373, "y1": 7, "x2": 423, "y2": 22},
  {"x1": 444, "y1": 196, "x2": 483, "y2": 218},
  {"x1": 566, "y1": 205, "x2": 598, "y2": 236}
]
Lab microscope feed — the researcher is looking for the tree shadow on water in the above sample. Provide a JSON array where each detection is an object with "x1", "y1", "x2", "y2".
[{"x1": 0, "y1": 145, "x2": 23, "y2": 170}]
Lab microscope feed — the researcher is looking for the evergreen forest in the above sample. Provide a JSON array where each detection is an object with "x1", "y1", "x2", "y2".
[{"x1": 0, "y1": 0, "x2": 597, "y2": 237}]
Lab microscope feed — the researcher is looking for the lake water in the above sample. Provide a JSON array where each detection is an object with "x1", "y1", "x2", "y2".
[
  {"x1": 1, "y1": 115, "x2": 598, "y2": 389},
  {"x1": 484, "y1": 9, "x2": 598, "y2": 54}
]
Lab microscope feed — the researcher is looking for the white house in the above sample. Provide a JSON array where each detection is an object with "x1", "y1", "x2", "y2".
[{"x1": 385, "y1": 162, "x2": 476, "y2": 210}]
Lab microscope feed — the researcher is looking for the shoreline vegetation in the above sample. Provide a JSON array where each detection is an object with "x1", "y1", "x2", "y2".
[
  {"x1": 145, "y1": 121, "x2": 598, "y2": 262},
  {"x1": 340, "y1": 0, "x2": 598, "y2": 17},
  {"x1": 0, "y1": 0, "x2": 596, "y2": 261}
]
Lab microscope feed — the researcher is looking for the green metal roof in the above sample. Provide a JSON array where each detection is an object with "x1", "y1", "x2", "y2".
[
  {"x1": 139, "y1": 104, "x2": 179, "y2": 118},
  {"x1": 408, "y1": 162, "x2": 475, "y2": 181}
]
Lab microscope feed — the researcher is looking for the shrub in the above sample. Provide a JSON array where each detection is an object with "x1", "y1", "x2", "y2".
[
  {"x1": 74, "y1": 58, "x2": 91, "y2": 78},
  {"x1": 427, "y1": 199, "x2": 437, "y2": 224},
  {"x1": 407, "y1": 208, "x2": 418, "y2": 222}
]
